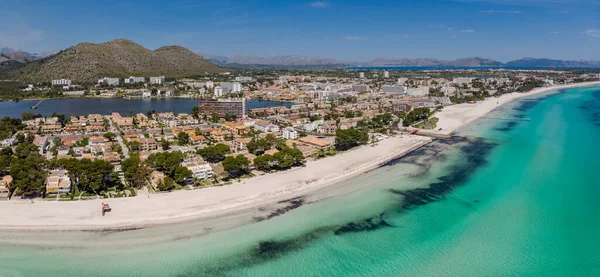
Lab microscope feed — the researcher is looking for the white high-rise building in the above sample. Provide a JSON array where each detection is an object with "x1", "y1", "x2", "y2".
[
  {"x1": 359, "y1": 72, "x2": 365, "y2": 78},
  {"x1": 98, "y1": 77, "x2": 120, "y2": 86},
  {"x1": 52, "y1": 79, "x2": 72, "y2": 86},
  {"x1": 282, "y1": 127, "x2": 298, "y2": 140},
  {"x1": 407, "y1": 86, "x2": 430, "y2": 97},
  {"x1": 382, "y1": 85, "x2": 406, "y2": 94},
  {"x1": 235, "y1": 76, "x2": 253, "y2": 82},
  {"x1": 221, "y1": 82, "x2": 242, "y2": 93},
  {"x1": 384, "y1": 71, "x2": 390, "y2": 78},
  {"x1": 214, "y1": 86, "x2": 223, "y2": 97},
  {"x1": 124, "y1": 76, "x2": 146, "y2": 84},
  {"x1": 150, "y1": 76, "x2": 165, "y2": 85}
]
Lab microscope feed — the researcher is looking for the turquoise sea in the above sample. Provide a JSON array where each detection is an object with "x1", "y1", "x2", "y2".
[{"x1": 1, "y1": 85, "x2": 599, "y2": 276}]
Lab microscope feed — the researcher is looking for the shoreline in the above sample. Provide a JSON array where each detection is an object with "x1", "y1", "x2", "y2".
[
  {"x1": 429, "y1": 81, "x2": 600, "y2": 135},
  {"x1": 0, "y1": 135, "x2": 431, "y2": 232},
  {"x1": 0, "y1": 81, "x2": 598, "y2": 235}
]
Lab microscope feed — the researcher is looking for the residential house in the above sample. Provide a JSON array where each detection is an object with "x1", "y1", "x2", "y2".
[
  {"x1": 102, "y1": 152, "x2": 122, "y2": 165},
  {"x1": 41, "y1": 123, "x2": 62, "y2": 134},
  {"x1": 32, "y1": 136, "x2": 49, "y2": 153},
  {"x1": 46, "y1": 170, "x2": 71, "y2": 194},
  {"x1": 282, "y1": 127, "x2": 298, "y2": 140},
  {"x1": 233, "y1": 137, "x2": 252, "y2": 152},
  {"x1": 298, "y1": 136, "x2": 332, "y2": 149},
  {"x1": 128, "y1": 138, "x2": 158, "y2": 151},
  {"x1": 209, "y1": 130, "x2": 229, "y2": 142},
  {"x1": 64, "y1": 123, "x2": 85, "y2": 134},
  {"x1": 183, "y1": 161, "x2": 214, "y2": 180},
  {"x1": 317, "y1": 121, "x2": 337, "y2": 135},
  {"x1": 0, "y1": 138, "x2": 15, "y2": 147},
  {"x1": 411, "y1": 98, "x2": 436, "y2": 108},
  {"x1": 61, "y1": 137, "x2": 84, "y2": 147},
  {"x1": 243, "y1": 153, "x2": 256, "y2": 166},
  {"x1": 86, "y1": 122, "x2": 106, "y2": 132},
  {"x1": 396, "y1": 101, "x2": 414, "y2": 112},
  {"x1": 89, "y1": 136, "x2": 108, "y2": 146},
  {"x1": 0, "y1": 175, "x2": 12, "y2": 197},
  {"x1": 190, "y1": 135, "x2": 207, "y2": 145},
  {"x1": 304, "y1": 119, "x2": 324, "y2": 132},
  {"x1": 57, "y1": 145, "x2": 70, "y2": 156},
  {"x1": 150, "y1": 171, "x2": 165, "y2": 188},
  {"x1": 264, "y1": 149, "x2": 279, "y2": 156}
]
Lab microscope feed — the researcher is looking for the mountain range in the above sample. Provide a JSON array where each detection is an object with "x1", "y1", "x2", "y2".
[
  {"x1": 202, "y1": 54, "x2": 600, "y2": 68},
  {"x1": 0, "y1": 39, "x2": 224, "y2": 83},
  {"x1": 1, "y1": 38, "x2": 599, "y2": 83}
]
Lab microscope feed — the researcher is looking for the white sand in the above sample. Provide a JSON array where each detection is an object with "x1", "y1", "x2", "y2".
[
  {"x1": 3, "y1": 81, "x2": 598, "y2": 232},
  {"x1": 430, "y1": 82, "x2": 600, "y2": 135},
  {"x1": 0, "y1": 135, "x2": 430, "y2": 231}
]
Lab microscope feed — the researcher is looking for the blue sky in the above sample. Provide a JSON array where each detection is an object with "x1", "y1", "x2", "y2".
[{"x1": 0, "y1": 0, "x2": 598, "y2": 61}]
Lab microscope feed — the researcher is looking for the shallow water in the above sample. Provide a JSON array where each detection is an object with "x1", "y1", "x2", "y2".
[{"x1": 1, "y1": 86, "x2": 599, "y2": 276}]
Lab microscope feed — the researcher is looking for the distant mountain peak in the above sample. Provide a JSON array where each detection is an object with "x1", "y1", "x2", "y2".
[
  {"x1": 5, "y1": 38, "x2": 225, "y2": 82},
  {"x1": 106, "y1": 38, "x2": 137, "y2": 45}
]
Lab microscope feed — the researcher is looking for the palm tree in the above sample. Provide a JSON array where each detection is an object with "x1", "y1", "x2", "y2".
[{"x1": 317, "y1": 149, "x2": 326, "y2": 158}]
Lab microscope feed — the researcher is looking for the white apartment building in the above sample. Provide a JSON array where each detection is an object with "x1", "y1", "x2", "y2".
[
  {"x1": 406, "y1": 86, "x2": 430, "y2": 97},
  {"x1": 282, "y1": 127, "x2": 298, "y2": 140},
  {"x1": 52, "y1": 79, "x2": 72, "y2": 86},
  {"x1": 186, "y1": 82, "x2": 207, "y2": 88},
  {"x1": 452, "y1": 77, "x2": 473, "y2": 85},
  {"x1": 441, "y1": 86, "x2": 457, "y2": 96},
  {"x1": 304, "y1": 119, "x2": 324, "y2": 132},
  {"x1": 221, "y1": 82, "x2": 242, "y2": 93},
  {"x1": 205, "y1": 81, "x2": 214, "y2": 89},
  {"x1": 398, "y1": 77, "x2": 408, "y2": 85},
  {"x1": 382, "y1": 85, "x2": 406, "y2": 94},
  {"x1": 98, "y1": 77, "x2": 120, "y2": 86},
  {"x1": 306, "y1": 90, "x2": 331, "y2": 101},
  {"x1": 183, "y1": 162, "x2": 214, "y2": 180},
  {"x1": 214, "y1": 86, "x2": 223, "y2": 97},
  {"x1": 124, "y1": 76, "x2": 146, "y2": 84},
  {"x1": 359, "y1": 72, "x2": 365, "y2": 78},
  {"x1": 352, "y1": 85, "x2": 370, "y2": 92},
  {"x1": 235, "y1": 76, "x2": 253, "y2": 82},
  {"x1": 384, "y1": 71, "x2": 390, "y2": 78},
  {"x1": 254, "y1": 120, "x2": 280, "y2": 133},
  {"x1": 150, "y1": 76, "x2": 165, "y2": 85}
]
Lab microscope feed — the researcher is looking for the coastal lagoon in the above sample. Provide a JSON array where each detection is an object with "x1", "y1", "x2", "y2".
[
  {"x1": 0, "y1": 98, "x2": 293, "y2": 118},
  {"x1": 1, "y1": 85, "x2": 600, "y2": 276}
]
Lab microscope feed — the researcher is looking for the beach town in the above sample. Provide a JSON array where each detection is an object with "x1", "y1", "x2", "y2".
[{"x1": 0, "y1": 68, "x2": 599, "y2": 231}]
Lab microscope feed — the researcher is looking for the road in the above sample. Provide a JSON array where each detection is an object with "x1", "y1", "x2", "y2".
[{"x1": 108, "y1": 119, "x2": 129, "y2": 158}]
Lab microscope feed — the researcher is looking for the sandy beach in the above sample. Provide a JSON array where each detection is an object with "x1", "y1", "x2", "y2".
[
  {"x1": 1, "y1": 81, "x2": 598, "y2": 233},
  {"x1": 0, "y1": 135, "x2": 430, "y2": 231},
  {"x1": 430, "y1": 81, "x2": 600, "y2": 135}
]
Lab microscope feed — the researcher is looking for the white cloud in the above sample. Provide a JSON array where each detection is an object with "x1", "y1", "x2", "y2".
[
  {"x1": 344, "y1": 35, "x2": 365, "y2": 40},
  {"x1": 583, "y1": 29, "x2": 600, "y2": 37},
  {"x1": 461, "y1": 29, "x2": 475, "y2": 33},
  {"x1": 481, "y1": 9, "x2": 521, "y2": 13},
  {"x1": 548, "y1": 31, "x2": 561, "y2": 35},
  {"x1": 309, "y1": 1, "x2": 330, "y2": 8}
]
